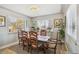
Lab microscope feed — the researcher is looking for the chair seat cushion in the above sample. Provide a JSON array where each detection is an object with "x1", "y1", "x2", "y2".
[
  {"x1": 48, "y1": 44, "x2": 56, "y2": 48},
  {"x1": 32, "y1": 45, "x2": 37, "y2": 48},
  {"x1": 32, "y1": 44, "x2": 42, "y2": 48}
]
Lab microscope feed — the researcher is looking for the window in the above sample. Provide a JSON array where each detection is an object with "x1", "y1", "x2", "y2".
[
  {"x1": 36, "y1": 20, "x2": 50, "y2": 29},
  {"x1": 66, "y1": 5, "x2": 77, "y2": 39},
  {"x1": 8, "y1": 16, "x2": 24, "y2": 33},
  {"x1": 9, "y1": 23, "x2": 17, "y2": 32}
]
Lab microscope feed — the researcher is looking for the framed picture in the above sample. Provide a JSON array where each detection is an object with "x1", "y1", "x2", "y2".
[
  {"x1": 0, "y1": 16, "x2": 6, "y2": 27},
  {"x1": 54, "y1": 19, "x2": 62, "y2": 28}
]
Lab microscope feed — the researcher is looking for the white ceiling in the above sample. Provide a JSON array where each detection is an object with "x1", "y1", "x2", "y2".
[{"x1": 0, "y1": 4, "x2": 62, "y2": 17}]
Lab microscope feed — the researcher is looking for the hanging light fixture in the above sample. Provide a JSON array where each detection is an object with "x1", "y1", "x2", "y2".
[{"x1": 30, "y1": 5, "x2": 39, "y2": 12}]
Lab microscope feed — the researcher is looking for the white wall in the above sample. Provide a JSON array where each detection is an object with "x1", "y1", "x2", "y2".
[
  {"x1": 62, "y1": 4, "x2": 70, "y2": 15},
  {"x1": 0, "y1": 7, "x2": 30, "y2": 49},
  {"x1": 63, "y1": 4, "x2": 79, "y2": 53}
]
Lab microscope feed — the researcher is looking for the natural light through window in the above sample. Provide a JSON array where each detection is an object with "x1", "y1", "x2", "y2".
[
  {"x1": 37, "y1": 20, "x2": 50, "y2": 29},
  {"x1": 66, "y1": 5, "x2": 77, "y2": 40}
]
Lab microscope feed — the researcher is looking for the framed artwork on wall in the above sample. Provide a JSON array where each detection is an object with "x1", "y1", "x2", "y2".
[
  {"x1": 0, "y1": 16, "x2": 6, "y2": 27},
  {"x1": 54, "y1": 19, "x2": 62, "y2": 28}
]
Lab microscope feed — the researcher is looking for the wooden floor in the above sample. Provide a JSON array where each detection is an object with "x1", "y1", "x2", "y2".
[{"x1": 0, "y1": 42, "x2": 68, "y2": 54}]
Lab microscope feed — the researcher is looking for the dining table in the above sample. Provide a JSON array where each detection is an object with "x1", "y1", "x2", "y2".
[
  {"x1": 37, "y1": 35, "x2": 50, "y2": 53},
  {"x1": 37, "y1": 35, "x2": 50, "y2": 42}
]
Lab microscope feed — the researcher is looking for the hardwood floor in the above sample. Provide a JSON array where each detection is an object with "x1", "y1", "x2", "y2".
[{"x1": 0, "y1": 43, "x2": 68, "y2": 54}]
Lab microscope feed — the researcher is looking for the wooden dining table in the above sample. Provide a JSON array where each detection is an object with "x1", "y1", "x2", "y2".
[
  {"x1": 37, "y1": 35, "x2": 50, "y2": 53},
  {"x1": 37, "y1": 35, "x2": 50, "y2": 42}
]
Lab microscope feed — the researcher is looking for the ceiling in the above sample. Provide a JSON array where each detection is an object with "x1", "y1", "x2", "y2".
[{"x1": 0, "y1": 4, "x2": 62, "y2": 17}]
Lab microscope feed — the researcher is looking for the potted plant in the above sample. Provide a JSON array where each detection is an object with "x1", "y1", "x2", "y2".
[
  {"x1": 59, "y1": 23, "x2": 65, "y2": 44},
  {"x1": 59, "y1": 28, "x2": 65, "y2": 39}
]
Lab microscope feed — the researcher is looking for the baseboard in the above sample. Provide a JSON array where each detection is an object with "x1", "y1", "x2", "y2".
[{"x1": 0, "y1": 41, "x2": 18, "y2": 49}]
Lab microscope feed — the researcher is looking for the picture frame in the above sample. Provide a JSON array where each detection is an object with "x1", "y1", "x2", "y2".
[
  {"x1": 0, "y1": 16, "x2": 6, "y2": 27},
  {"x1": 54, "y1": 19, "x2": 62, "y2": 28}
]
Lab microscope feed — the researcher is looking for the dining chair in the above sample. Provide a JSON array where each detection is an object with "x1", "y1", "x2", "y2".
[
  {"x1": 48, "y1": 31, "x2": 59, "y2": 54},
  {"x1": 18, "y1": 30, "x2": 23, "y2": 45},
  {"x1": 22, "y1": 31, "x2": 29, "y2": 52},
  {"x1": 29, "y1": 31, "x2": 40, "y2": 53},
  {"x1": 40, "y1": 30, "x2": 47, "y2": 36}
]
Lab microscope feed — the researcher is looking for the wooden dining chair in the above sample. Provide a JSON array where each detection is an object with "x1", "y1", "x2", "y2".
[
  {"x1": 29, "y1": 31, "x2": 40, "y2": 53},
  {"x1": 18, "y1": 30, "x2": 23, "y2": 45},
  {"x1": 48, "y1": 32, "x2": 59, "y2": 54},
  {"x1": 22, "y1": 31, "x2": 29, "y2": 52},
  {"x1": 40, "y1": 30, "x2": 47, "y2": 36}
]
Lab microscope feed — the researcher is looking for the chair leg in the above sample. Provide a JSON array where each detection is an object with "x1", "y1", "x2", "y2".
[
  {"x1": 30, "y1": 47, "x2": 32, "y2": 53},
  {"x1": 23, "y1": 41, "x2": 25, "y2": 50},
  {"x1": 43, "y1": 48, "x2": 46, "y2": 54},
  {"x1": 19, "y1": 40, "x2": 20, "y2": 45},
  {"x1": 27, "y1": 48, "x2": 29, "y2": 52},
  {"x1": 22, "y1": 45, "x2": 24, "y2": 50},
  {"x1": 54, "y1": 48, "x2": 56, "y2": 54},
  {"x1": 42, "y1": 44, "x2": 46, "y2": 54},
  {"x1": 19, "y1": 41, "x2": 20, "y2": 45},
  {"x1": 37, "y1": 48, "x2": 39, "y2": 54},
  {"x1": 27, "y1": 45, "x2": 29, "y2": 52}
]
